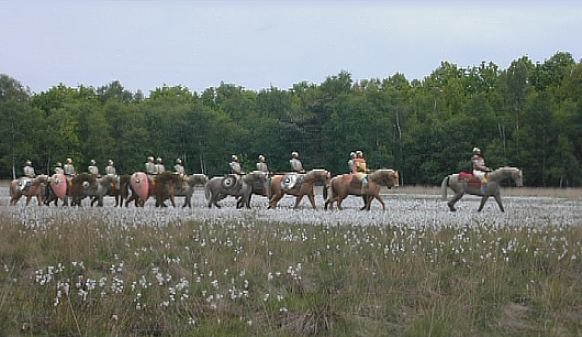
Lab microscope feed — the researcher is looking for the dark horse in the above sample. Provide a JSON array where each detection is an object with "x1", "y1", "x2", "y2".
[
  {"x1": 44, "y1": 173, "x2": 96, "y2": 206},
  {"x1": 324, "y1": 169, "x2": 400, "y2": 211},
  {"x1": 441, "y1": 166, "x2": 523, "y2": 212}
]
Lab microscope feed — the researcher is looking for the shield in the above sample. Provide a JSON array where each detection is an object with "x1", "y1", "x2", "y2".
[
  {"x1": 281, "y1": 174, "x2": 298, "y2": 190},
  {"x1": 131, "y1": 172, "x2": 150, "y2": 202},
  {"x1": 18, "y1": 177, "x2": 31, "y2": 192},
  {"x1": 51, "y1": 173, "x2": 67, "y2": 201},
  {"x1": 221, "y1": 175, "x2": 237, "y2": 190}
]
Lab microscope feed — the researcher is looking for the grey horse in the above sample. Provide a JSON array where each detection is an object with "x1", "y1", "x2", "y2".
[
  {"x1": 204, "y1": 171, "x2": 267, "y2": 209},
  {"x1": 174, "y1": 174, "x2": 208, "y2": 207},
  {"x1": 441, "y1": 166, "x2": 523, "y2": 212},
  {"x1": 83, "y1": 174, "x2": 119, "y2": 207}
]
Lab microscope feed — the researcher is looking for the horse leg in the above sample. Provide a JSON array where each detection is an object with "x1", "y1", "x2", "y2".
[
  {"x1": 269, "y1": 194, "x2": 282, "y2": 209},
  {"x1": 307, "y1": 193, "x2": 317, "y2": 209},
  {"x1": 478, "y1": 195, "x2": 490, "y2": 212},
  {"x1": 493, "y1": 193, "x2": 505, "y2": 212},
  {"x1": 293, "y1": 195, "x2": 304, "y2": 209},
  {"x1": 376, "y1": 195, "x2": 386, "y2": 211},
  {"x1": 360, "y1": 195, "x2": 368, "y2": 210},
  {"x1": 447, "y1": 193, "x2": 463, "y2": 211}
]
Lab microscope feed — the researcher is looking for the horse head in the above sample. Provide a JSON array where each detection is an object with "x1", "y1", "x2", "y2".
[{"x1": 370, "y1": 169, "x2": 399, "y2": 188}]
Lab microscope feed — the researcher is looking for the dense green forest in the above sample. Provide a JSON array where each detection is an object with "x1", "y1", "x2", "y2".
[{"x1": 1, "y1": 52, "x2": 581, "y2": 186}]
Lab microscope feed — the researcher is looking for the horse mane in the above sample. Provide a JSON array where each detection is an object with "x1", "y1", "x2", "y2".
[
  {"x1": 369, "y1": 168, "x2": 396, "y2": 181},
  {"x1": 489, "y1": 166, "x2": 521, "y2": 181}
]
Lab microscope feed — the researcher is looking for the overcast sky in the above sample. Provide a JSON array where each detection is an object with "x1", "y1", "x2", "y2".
[{"x1": 1, "y1": 1, "x2": 581, "y2": 95}]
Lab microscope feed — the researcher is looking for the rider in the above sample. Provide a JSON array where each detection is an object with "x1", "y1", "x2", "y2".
[
  {"x1": 105, "y1": 159, "x2": 116, "y2": 175},
  {"x1": 230, "y1": 155, "x2": 244, "y2": 175},
  {"x1": 156, "y1": 157, "x2": 166, "y2": 174},
  {"x1": 174, "y1": 158, "x2": 186, "y2": 175},
  {"x1": 353, "y1": 150, "x2": 370, "y2": 174},
  {"x1": 471, "y1": 147, "x2": 492, "y2": 184},
  {"x1": 88, "y1": 160, "x2": 99, "y2": 175},
  {"x1": 54, "y1": 162, "x2": 65, "y2": 175},
  {"x1": 290, "y1": 152, "x2": 305, "y2": 173},
  {"x1": 145, "y1": 156, "x2": 157, "y2": 179},
  {"x1": 23, "y1": 160, "x2": 36, "y2": 178},
  {"x1": 64, "y1": 158, "x2": 76, "y2": 177},
  {"x1": 256, "y1": 155, "x2": 269, "y2": 173},
  {"x1": 347, "y1": 152, "x2": 356, "y2": 173}
]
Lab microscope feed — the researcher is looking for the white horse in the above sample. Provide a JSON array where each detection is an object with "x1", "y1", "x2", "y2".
[{"x1": 442, "y1": 166, "x2": 523, "y2": 212}]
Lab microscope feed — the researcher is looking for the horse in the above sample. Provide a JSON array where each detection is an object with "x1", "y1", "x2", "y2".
[
  {"x1": 441, "y1": 166, "x2": 523, "y2": 212},
  {"x1": 268, "y1": 169, "x2": 331, "y2": 209},
  {"x1": 173, "y1": 174, "x2": 208, "y2": 207},
  {"x1": 324, "y1": 169, "x2": 400, "y2": 211},
  {"x1": 83, "y1": 174, "x2": 119, "y2": 207},
  {"x1": 9, "y1": 175, "x2": 49, "y2": 206},
  {"x1": 43, "y1": 173, "x2": 96, "y2": 206},
  {"x1": 204, "y1": 171, "x2": 267, "y2": 209}
]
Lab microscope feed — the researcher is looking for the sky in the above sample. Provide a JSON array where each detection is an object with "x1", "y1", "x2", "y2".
[{"x1": 1, "y1": 1, "x2": 581, "y2": 95}]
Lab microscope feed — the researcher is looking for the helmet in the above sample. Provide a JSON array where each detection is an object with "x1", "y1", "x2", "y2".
[
  {"x1": 56, "y1": 162, "x2": 62, "y2": 167},
  {"x1": 148, "y1": 156, "x2": 154, "y2": 162},
  {"x1": 108, "y1": 159, "x2": 113, "y2": 165},
  {"x1": 473, "y1": 147, "x2": 481, "y2": 154},
  {"x1": 232, "y1": 155, "x2": 238, "y2": 161},
  {"x1": 66, "y1": 158, "x2": 72, "y2": 164},
  {"x1": 350, "y1": 152, "x2": 356, "y2": 159},
  {"x1": 176, "y1": 158, "x2": 182, "y2": 164},
  {"x1": 25, "y1": 160, "x2": 32, "y2": 165},
  {"x1": 90, "y1": 159, "x2": 96, "y2": 165},
  {"x1": 259, "y1": 155, "x2": 265, "y2": 162},
  {"x1": 292, "y1": 152, "x2": 299, "y2": 158},
  {"x1": 157, "y1": 157, "x2": 163, "y2": 163}
]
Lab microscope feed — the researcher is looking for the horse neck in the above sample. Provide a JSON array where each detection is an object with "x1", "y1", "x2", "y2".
[
  {"x1": 369, "y1": 170, "x2": 392, "y2": 183},
  {"x1": 488, "y1": 167, "x2": 515, "y2": 182},
  {"x1": 304, "y1": 170, "x2": 324, "y2": 183}
]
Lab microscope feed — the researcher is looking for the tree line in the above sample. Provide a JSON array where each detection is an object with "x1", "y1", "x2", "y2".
[{"x1": 1, "y1": 51, "x2": 581, "y2": 186}]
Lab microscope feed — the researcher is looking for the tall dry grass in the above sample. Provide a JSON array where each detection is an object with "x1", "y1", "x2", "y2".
[{"x1": 1, "y1": 212, "x2": 582, "y2": 336}]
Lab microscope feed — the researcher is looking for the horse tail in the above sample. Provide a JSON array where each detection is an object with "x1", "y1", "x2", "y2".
[
  {"x1": 323, "y1": 183, "x2": 328, "y2": 200},
  {"x1": 441, "y1": 175, "x2": 450, "y2": 201}
]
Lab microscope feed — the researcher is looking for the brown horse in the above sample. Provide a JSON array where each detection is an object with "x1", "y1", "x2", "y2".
[
  {"x1": 9, "y1": 175, "x2": 49, "y2": 206},
  {"x1": 268, "y1": 169, "x2": 331, "y2": 209},
  {"x1": 324, "y1": 169, "x2": 400, "y2": 211},
  {"x1": 125, "y1": 172, "x2": 182, "y2": 207},
  {"x1": 44, "y1": 173, "x2": 96, "y2": 206}
]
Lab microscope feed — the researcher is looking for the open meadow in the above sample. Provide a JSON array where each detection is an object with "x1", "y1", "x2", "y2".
[{"x1": 1, "y1": 181, "x2": 582, "y2": 336}]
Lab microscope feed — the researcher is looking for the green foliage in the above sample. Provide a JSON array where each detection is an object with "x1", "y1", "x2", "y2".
[{"x1": 1, "y1": 51, "x2": 581, "y2": 185}]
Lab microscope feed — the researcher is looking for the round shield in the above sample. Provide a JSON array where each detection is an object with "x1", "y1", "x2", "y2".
[
  {"x1": 221, "y1": 175, "x2": 237, "y2": 190},
  {"x1": 131, "y1": 172, "x2": 150, "y2": 202},
  {"x1": 51, "y1": 173, "x2": 67, "y2": 201},
  {"x1": 281, "y1": 174, "x2": 297, "y2": 190}
]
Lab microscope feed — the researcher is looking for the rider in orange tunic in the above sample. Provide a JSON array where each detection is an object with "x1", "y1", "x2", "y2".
[{"x1": 471, "y1": 147, "x2": 492, "y2": 184}]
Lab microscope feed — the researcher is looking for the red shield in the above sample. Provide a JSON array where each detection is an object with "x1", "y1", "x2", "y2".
[
  {"x1": 131, "y1": 172, "x2": 150, "y2": 202},
  {"x1": 51, "y1": 173, "x2": 68, "y2": 201}
]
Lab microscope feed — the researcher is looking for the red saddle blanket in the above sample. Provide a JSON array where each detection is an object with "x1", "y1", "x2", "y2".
[{"x1": 459, "y1": 172, "x2": 481, "y2": 185}]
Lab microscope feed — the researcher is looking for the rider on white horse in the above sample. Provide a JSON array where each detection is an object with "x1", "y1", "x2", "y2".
[
  {"x1": 471, "y1": 147, "x2": 492, "y2": 183},
  {"x1": 230, "y1": 155, "x2": 244, "y2": 175},
  {"x1": 174, "y1": 158, "x2": 186, "y2": 175}
]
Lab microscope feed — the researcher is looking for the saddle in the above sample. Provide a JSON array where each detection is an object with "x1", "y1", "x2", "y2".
[
  {"x1": 346, "y1": 174, "x2": 369, "y2": 191},
  {"x1": 458, "y1": 172, "x2": 482, "y2": 186}
]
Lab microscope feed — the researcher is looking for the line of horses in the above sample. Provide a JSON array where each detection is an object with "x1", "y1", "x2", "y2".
[{"x1": 8, "y1": 166, "x2": 523, "y2": 212}]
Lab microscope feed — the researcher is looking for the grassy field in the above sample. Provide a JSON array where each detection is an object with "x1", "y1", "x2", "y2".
[
  {"x1": 1, "y1": 209, "x2": 582, "y2": 335},
  {"x1": 1, "y1": 181, "x2": 582, "y2": 335}
]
